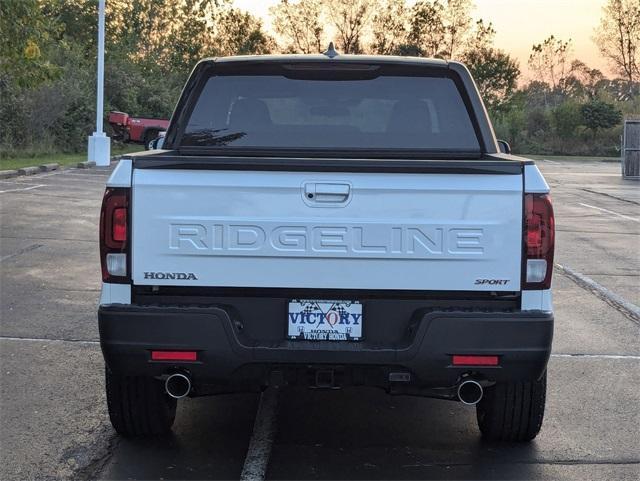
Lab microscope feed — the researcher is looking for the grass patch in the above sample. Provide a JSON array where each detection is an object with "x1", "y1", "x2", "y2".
[
  {"x1": 525, "y1": 154, "x2": 620, "y2": 162},
  {"x1": 0, "y1": 144, "x2": 144, "y2": 171}
]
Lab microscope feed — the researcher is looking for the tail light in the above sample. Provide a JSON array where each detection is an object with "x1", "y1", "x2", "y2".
[
  {"x1": 523, "y1": 193, "x2": 555, "y2": 289},
  {"x1": 100, "y1": 187, "x2": 130, "y2": 283}
]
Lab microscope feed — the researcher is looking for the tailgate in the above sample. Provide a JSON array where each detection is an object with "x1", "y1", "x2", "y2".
[{"x1": 131, "y1": 168, "x2": 523, "y2": 292}]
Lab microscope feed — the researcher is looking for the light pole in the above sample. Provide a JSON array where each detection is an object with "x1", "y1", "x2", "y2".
[{"x1": 88, "y1": 0, "x2": 110, "y2": 167}]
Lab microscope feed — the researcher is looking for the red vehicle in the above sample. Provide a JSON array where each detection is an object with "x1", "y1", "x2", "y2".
[{"x1": 108, "y1": 111, "x2": 170, "y2": 148}]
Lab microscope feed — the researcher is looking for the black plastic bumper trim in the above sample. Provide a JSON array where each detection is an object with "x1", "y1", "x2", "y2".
[{"x1": 99, "y1": 304, "x2": 553, "y2": 393}]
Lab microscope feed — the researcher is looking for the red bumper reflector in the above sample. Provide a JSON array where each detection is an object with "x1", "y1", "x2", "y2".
[
  {"x1": 151, "y1": 351, "x2": 197, "y2": 361},
  {"x1": 452, "y1": 355, "x2": 499, "y2": 366}
]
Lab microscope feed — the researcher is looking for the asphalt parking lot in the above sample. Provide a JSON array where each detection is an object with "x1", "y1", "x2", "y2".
[{"x1": 1, "y1": 158, "x2": 638, "y2": 480}]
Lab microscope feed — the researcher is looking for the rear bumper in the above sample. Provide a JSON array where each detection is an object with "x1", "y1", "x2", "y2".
[{"x1": 99, "y1": 302, "x2": 553, "y2": 395}]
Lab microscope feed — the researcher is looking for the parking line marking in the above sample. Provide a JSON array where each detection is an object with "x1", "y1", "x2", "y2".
[
  {"x1": 546, "y1": 173, "x2": 621, "y2": 176},
  {"x1": 46, "y1": 172, "x2": 109, "y2": 181},
  {"x1": 43, "y1": 176, "x2": 106, "y2": 184},
  {"x1": 551, "y1": 354, "x2": 640, "y2": 360},
  {"x1": 0, "y1": 184, "x2": 46, "y2": 194},
  {"x1": 240, "y1": 388, "x2": 279, "y2": 481},
  {"x1": 544, "y1": 170, "x2": 620, "y2": 177},
  {"x1": 27, "y1": 170, "x2": 107, "y2": 179},
  {"x1": 0, "y1": 336, "x2": 99, "y2": 345},
  {"x1": 578, "y1": 202, "x2": 640, "y2": 222},
  {"x1": 555, "y1": 263, "x2": 640, "y2": 323},
  {"x1": 7, "y1": 171, "x2": 107, "y2": 183},
  {"x1": 0, "y1": 180, "x2": 44, "y2": 185},
  {"x1": 1, "y1": 235, "x2": 97, "y2": 243},
  {"x1": 0, "y1": 243, "x2": 43, "y2": 262},
  {"x1": 59, "y1": 170, "x2": 110, "y2": 176}
]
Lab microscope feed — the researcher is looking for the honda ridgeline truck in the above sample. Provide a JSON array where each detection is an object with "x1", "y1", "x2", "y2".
[{"x1": 98, "y1": 52, "x2": 555, "y2": 442}]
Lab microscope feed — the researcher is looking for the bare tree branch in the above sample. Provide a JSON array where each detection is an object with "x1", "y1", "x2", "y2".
[{"x1": 594, "y1": 0, "x2": 640, "y2": 83}]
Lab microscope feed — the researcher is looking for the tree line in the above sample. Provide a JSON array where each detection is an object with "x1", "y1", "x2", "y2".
[{"x1": 1, "y1": 0, "x2": 638, "y2": 158}]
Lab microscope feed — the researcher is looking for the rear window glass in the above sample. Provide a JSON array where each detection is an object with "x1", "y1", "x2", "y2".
[{"x1": 180, "y1": 74, "x2": 479, "y2": 151}]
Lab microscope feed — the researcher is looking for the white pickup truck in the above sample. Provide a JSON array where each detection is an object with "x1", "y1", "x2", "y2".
[{"x1": 98, "y1": 53, "x2": 555, "y2": 442}]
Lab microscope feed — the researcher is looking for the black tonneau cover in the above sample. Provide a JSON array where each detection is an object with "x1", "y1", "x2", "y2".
[{"x1": 130, "y1": 150, "x2": 528, "y2": 175}]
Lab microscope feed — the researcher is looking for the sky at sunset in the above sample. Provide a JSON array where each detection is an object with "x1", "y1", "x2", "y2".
[{"x1": 235, "y1": 0, "x2": 610, "y2": 79}]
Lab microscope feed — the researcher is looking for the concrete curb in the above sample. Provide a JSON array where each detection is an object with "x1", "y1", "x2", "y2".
[
  {"x1": 17, "y1": 166, "x2": 40, "y2": 176},
  {"x1": 39, "y1": 163, "x2": 59, "y2": 172},
  {"x1": 0, "y1": 170, "x2": 19, "y2": 179},
  {"x1": 555, "y1": 263, "x2": 640, "y2": 324},
  {"x1": 0, "y1": 156, "x2": 124, "y2": 181},
  {"x1": 77, "y1": 161, "x2": 96, "y2": 169}
]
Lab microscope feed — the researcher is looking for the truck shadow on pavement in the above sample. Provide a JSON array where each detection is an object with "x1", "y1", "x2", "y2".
[
  {"x1": 97, "y1": 394, "x2": 259, "y2": 480},
  {"x1": 267, "y1": 386, "x2": 542, "y2": 480},
  {"x1": 97, "y1": 386, "x2": 546, "y2": 480}
]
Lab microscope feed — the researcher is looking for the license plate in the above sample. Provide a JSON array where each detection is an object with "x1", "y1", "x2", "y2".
[{"x1": 287, "y1": 300, "x2": 363, "y2": 341}]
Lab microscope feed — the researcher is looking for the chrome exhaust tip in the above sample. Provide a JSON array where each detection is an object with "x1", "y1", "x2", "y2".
[
  {"x1": 457, "y1": 379, "x2": 483, "y2": 405},
  {"x1": 165, "y1": 373, "x2": 191, "y2": 399}
]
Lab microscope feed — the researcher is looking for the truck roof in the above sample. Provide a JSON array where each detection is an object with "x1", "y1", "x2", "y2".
[{"x1": 199, "y1": 54, "x2": 450, "y2": 69}]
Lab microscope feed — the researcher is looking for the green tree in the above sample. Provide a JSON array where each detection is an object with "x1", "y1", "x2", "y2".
[
  {"x1": 42, "y1": 0, "x2": 222, "y2": 72},
  {"x1": 521, "y1": 81, "x2": 553, "y2": 110},
  {"x1": 463, "y1": 20, "x2": 520, "y2": 109},
  {"x1": 326, "y1": 0, "x2": 373, "y2": 54},
  {"x1": 406, "y1": 0, "x2": 474, "y2": 59},
  {"x1": 526, "y1": 109, "x2": 552, "y2": 138},
  {"x1": 115, "y1": 0, "x2": 220, "y2": 73},
  {"x1": 0, "y1": 0, "x2": 63, "y2": 153},
  {"x1": 581, "y1": 100, "x2": 623, "y2": 135},
  {"x1": 490, "y1": 94, "x2": 526, "y2": 150},
  {"x1": 370, "y1": 0, "x2": 408, "y2": 55},
  {"x1": 563, "y1": 60, "x2": 606, "y2": 99},
  {"x1": 407, "y1": 0, "x2": 445, "y2": 57},
  {"x1": 2, "y1": 0, "x2": 275, "y2": 157},
  {"x1": 270, "y1": 0, "x2": 324, "y2": 54},
  {"x1": 216, "y1": 8, "x2": 274, "y2": 56},
  {"x1": 0, "y1": 0, "x2": 59, "y2": 88},
  {"x1": 40, "y1": 0, "x2": 96, "y2": 52},
  {"x1": 552, "y1": 100, "x2": 584, "y2": 137},
  {"x1": 466, "y1": 19, "x2": 496, "y2": 52},
  {"x1": 464, "y1": 48, "x2": 520, "y2": 108}
]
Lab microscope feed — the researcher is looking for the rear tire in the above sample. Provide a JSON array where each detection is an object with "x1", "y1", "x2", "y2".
[
  {"x1": 476, "y1": 371, "x2": 546, "y2": 442},
  {"x1": 105, "y1": 367, "x2": 177, "y2": 437}
]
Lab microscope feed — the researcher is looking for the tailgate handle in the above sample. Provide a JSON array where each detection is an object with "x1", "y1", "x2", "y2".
[{"x1": 305, "y1": 182, "x2": 351, "y2": 204}]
